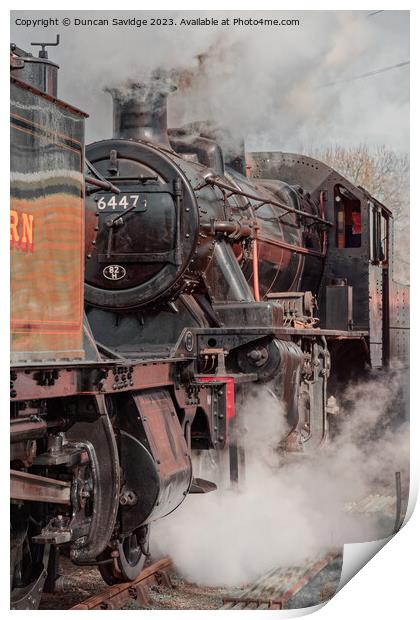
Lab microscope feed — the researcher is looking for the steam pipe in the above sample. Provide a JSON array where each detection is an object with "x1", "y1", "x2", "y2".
[
  {"x1": 252, "y1": 238, "x2": 260, "y2": 302},
  {"x1": 202, "y1": 220, "x2": 253, "y2": 239}
]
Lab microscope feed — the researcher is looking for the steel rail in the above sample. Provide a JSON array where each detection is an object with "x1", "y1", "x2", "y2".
[{"x1": 71, "y1": 557, "x2": 172, "y2": 610}]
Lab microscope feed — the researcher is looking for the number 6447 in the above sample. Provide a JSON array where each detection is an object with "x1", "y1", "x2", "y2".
[{"x1": 97, "y1": 195, "x2": 140, "y2": 210}]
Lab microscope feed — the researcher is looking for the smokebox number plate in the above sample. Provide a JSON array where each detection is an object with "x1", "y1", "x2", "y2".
[{"x1": 97, "y1": 194, "x2": 148, "y2": 211}]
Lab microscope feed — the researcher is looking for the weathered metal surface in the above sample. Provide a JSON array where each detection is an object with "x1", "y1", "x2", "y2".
[
  {"x1": 326, "y1": 283, "x2": 353, "y2": 331},
  {"x1": 116, "y1": 389, "x2": 192, "y2": 531},
  {"x1": 10, "y1": 78, "x2": 85, "y2": 363},
  {"x1": 10, "y1": 359, "x2": 175, "y2": 401},
  {"x1": 10, "y1": 566, "x2": 47, "y2": 610},
  {"x1": 10, "y1": 417, "x2": 47, "y2": 442},
  {"x1": 213, "y1": 301, "x2": 283, "y2": 328},
  {"x1": 10, "y1": 76, "x2": 88, "y2": 118},
  {"x1": 71, "y1": 415, "x2": 119, "y2": 561},
  {"x1": 11, "y1": 52, "x2": 59, "y2": 97},
  {"x1": 10, "y1": 469, "x2": 71, "y2": 504}
]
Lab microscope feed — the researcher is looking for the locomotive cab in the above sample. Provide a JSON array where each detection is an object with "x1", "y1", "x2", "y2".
[
  {"x1": 328, "y1": 182, "x2": 392, "y2": 367},
  {"x1": 247, "y1": 151, "x2": 406, "y2": 372}
]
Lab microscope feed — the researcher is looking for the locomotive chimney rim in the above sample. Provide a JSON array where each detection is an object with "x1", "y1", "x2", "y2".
[{"x1": 107, "y1": 75, "x2": 176, "y2": 149}]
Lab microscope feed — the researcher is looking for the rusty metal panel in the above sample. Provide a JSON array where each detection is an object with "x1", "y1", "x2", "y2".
[
  {"x1": 115, "y1": 389, "x2": 192, "y2": 529},
  {"x1": 10, "y1": 79, "x2": 85, "y2": 363},
  {"x1": 134, "y1": 390, "x2": 190, "y2": 481}
]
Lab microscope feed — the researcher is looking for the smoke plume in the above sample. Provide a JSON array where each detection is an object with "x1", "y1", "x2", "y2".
[
  {"x1": 10, "y1": 10, "x2": 409, "y2": 151},
  {"x1": 151, "y1": 372, "x2": 409, "y2": 587}
]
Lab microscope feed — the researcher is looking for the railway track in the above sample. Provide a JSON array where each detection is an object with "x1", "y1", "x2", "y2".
[
  {"x1": 70, "y1": 558, "x2": 172, "y2": 610},
  {"x1": 63, "y1": 552, "x2": 342, "y2": 611},
  {"x1": 218, "y1": 482, "x2": 406, "y2": 611},
  {"x1": 220, "y1": 552, "x2": 341, "y2": 610}
]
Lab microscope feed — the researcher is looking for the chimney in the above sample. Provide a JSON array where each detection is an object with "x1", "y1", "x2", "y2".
[{"x1": 108, "y1": 71, "x2": 175, "y2": 149}]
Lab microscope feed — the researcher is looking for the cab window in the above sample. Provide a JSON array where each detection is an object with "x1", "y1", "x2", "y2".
[{"x1": 335, "y1": 185, "x2": 361, "y2": 248}]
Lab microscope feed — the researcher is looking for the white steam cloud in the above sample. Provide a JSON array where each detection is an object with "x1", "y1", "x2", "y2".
[
  {"x1": 10, "y1": 10, "x2": 409, "y2": 151},
  {"x1": 151, "y1": 373, "x2": 409, "y2": 587}
]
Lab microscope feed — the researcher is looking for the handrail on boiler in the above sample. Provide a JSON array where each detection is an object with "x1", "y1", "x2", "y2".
[{"x1": 196, "y1": 174, "x2": 332, "y2": 227}]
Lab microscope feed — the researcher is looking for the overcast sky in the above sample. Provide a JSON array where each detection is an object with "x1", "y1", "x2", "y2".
[{"x1": 10, "y1": 10, "x2": 409, "y2": 153}]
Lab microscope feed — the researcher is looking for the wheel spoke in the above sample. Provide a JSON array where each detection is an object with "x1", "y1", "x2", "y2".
[{"x1": 98, "y1": 526, "x2": 149, "y2": 585}]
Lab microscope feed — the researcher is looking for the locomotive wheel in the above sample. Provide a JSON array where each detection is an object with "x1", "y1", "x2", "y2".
[
  {"x1": 10, "y1": 505, "x2": 48, "y2": 609},
  {"x1": 98, "y1": 526, "x2": 149, "y2": 585}
]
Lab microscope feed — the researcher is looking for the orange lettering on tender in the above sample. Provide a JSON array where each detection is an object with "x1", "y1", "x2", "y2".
[
  {"x1": 10, "y1": 210, "x2": 19, "y2": 242},
  {"x1": 21, "y1": 213, "x2": 34, "y2": 245}
]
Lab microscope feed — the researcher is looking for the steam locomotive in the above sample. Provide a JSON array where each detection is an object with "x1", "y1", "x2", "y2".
[{"x1": 10, "y1": 40, "x2": 409, "y2": 609}]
